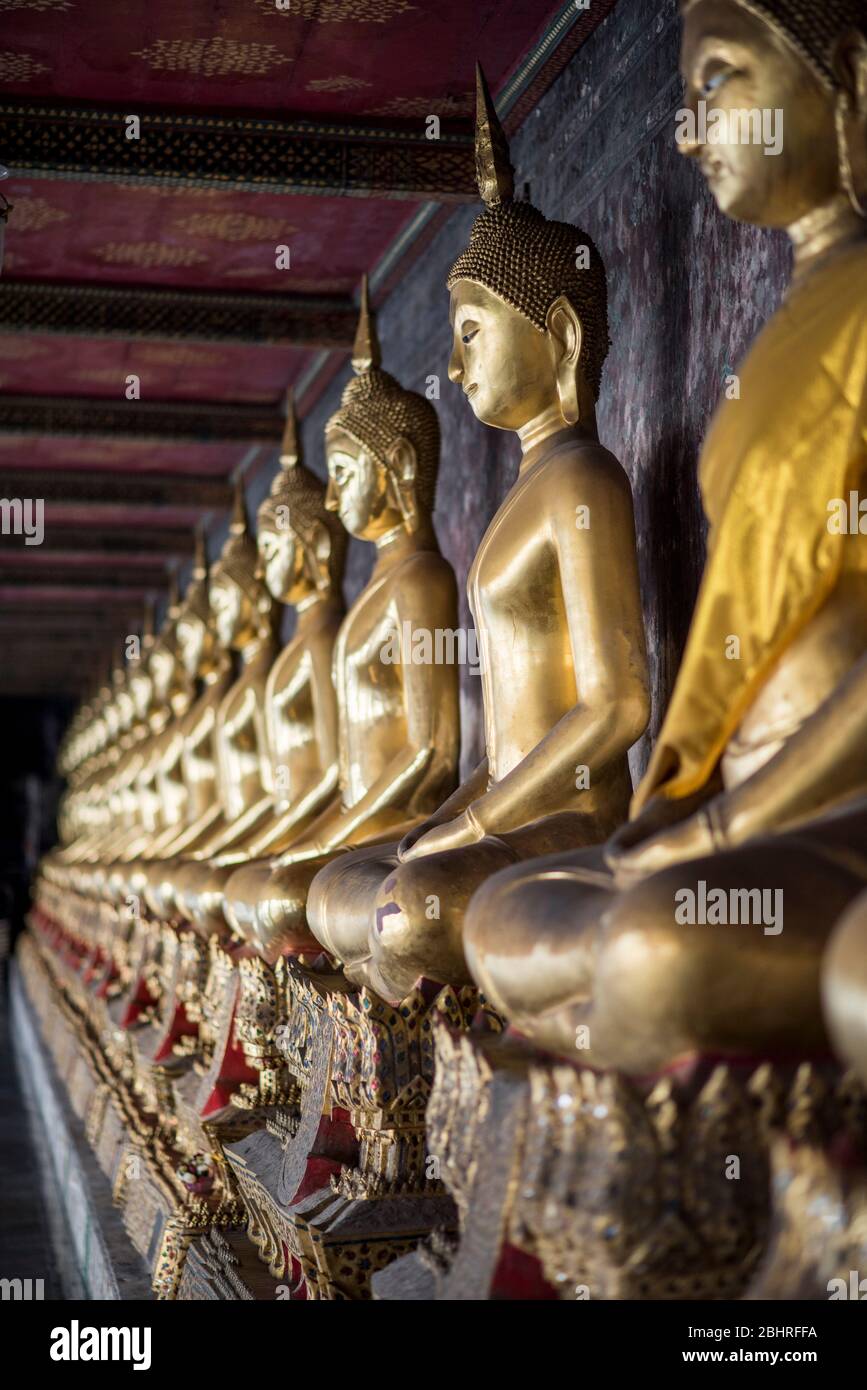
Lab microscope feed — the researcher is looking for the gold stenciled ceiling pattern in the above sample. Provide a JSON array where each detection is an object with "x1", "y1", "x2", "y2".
[
  {"x1": 252, "y1": 0, "x2": 417, "y2": 22},
  {"x1": 0, "y1": 52, "x2": 49, "y2": 82},
  {"x1": 130, "y1": 37, "x2": 295, "y2": 79},
  {"x1": 95, "y1": 242, "x2": 210, "y2": 269},
  {"x1": 171, "y1": 212, "x2": 299, "y2": 244}
]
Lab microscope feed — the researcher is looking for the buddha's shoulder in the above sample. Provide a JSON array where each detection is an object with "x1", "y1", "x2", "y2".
[
  {"x1": 796, "y1": 241, "x2": 867, "y2": 324},
  {"x1": 530, "y1": 439, "x2": 632, "y2": 499},
  {"x1": 390, "y1": 546, "x2": 456, "y2": 591}
]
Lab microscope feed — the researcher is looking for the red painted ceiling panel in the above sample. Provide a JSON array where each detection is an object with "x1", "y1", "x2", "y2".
[
  {"x1": 0, "y1": 434, "x2": 253, "y2": 474},
  {"x1": 0, "y1": 333, "x2": 306, "y2": 401},
  {"x1": 3, "y1": 179, "x2": 417, "y2": 293},
  {"x1": 2, "y1": 0, "x2": 563, "y2": 118}
]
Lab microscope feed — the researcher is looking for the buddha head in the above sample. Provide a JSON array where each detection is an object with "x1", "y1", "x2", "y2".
[
  {"x1": 111, "y1": 639, "x2": 137, "y2": 739},
  {"x1": 679, "y1": 0, "x2": 867, "y2": 226},
  {"x1": 175, "y1": 525, "x2": 221, "y2": 680},
  {"x1": 257, "y1": 387, "x2": 347, "y2": 603},
  {"x1": 128, "y1": 597, "x2": 156, "y2": 726},
  {"x1": 447, "y1": 65, "x2": 610, "y2": 434},
  {"x1": 89, "y1": 662, "x2": 114, "y2": 757},
  {"x1": 148, "y1": 570, "x2": 185, "y2": 708},
  {"x1": 104, "y1": 642, "x2": 129, "y2": 741},
  {"x1": 324, "y1": 276, "x2": 440, "y2": 541},
  {"x1": 209, "y1": 477, "x2": 276, "y2": 651}
]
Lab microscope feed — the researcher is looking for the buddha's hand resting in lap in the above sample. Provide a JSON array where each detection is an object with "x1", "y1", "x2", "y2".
[
  {"x1": 398, "y1": 808, "x2": 484, "y2": 862},
  {"x1": 606, "y1": 805, "x2": 720, "y2": 887}
]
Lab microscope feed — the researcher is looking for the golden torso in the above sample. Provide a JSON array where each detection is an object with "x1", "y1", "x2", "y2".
[
  {"x1": 216, "y1": 642, "x2": 275, "y2": 822},
  {"x1": 334, "y1": 545, "x2": 457, "y2": 814},
  {"x1": 467, "y1": 424, "x2": 642, "y2": 822},
  {"x1": 263, "y1": 603, "x2": 341, "y2": 810},
  {"x1": 471, "y1": 450, "x2": 582, "y2": 787},
  {"x1": 179, "y1": 672, "x2": 233, "y2": 822}
]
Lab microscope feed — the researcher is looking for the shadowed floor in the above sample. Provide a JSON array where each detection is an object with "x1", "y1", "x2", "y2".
[{"x1": 0, "y1": 961, "x2": 64, "y2": 1299}]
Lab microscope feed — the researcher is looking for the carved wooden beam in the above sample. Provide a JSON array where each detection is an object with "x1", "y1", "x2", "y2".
[
  {"x1": 0, "y1": 469, "x2": 232, "y2": 509},
  {"x1": 0, "y1": 395, "x2": 283, "y2": 442},
  {"x1": 0, "y1": 561, "x2": 169, "y2": 589},
  {"x1": 0, "y1": 585, "x2": 153, "y2": 605},
  {"x1": 0, "y1": 280, "x2": 357, "y2": 348},
  {"x1": 0, "y1": 525, "x2": 195, "y2": 557},
  {"x1": 0, "y1": 102, "x2": 476, "y2": 201},
  {"x1": 0, "y1": 612, "x2": 147, "y2": 636}
]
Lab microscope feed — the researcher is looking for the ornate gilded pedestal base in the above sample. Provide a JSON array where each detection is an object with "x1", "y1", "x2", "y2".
[
  {"x1": 21, "y1": 907, "x2": 867, "y2": 1301},
  {"x1": 18, "y1": 918, "x2": 246, "y2": 1298},
  {"x1": 225, "y1": 959, "x2": 482, "y2": 1299},
  {"x1": 374, "y1": 1020, "x2": 867, "y2": 1301},
  {"x1": 177, "y1": 1227, "x2": 286, "y2": 1300}
]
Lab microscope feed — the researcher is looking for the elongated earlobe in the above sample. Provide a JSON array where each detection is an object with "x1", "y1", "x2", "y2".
[
  {"x1": 547, "y1": 297, "x2": 584, "y2": 426},
  {"x1": 310, "y1": 521, "x2": 333, "y2": 592},
  {"x1": 387, "y1": 437, "x2": 420, "y2": 534}
]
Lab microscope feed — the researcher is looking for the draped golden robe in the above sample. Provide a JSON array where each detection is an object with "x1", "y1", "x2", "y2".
[{"x1": 634, "y1": 241, "x2": 867, "y2": 812}]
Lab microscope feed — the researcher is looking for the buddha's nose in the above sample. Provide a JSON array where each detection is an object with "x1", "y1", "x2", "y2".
[
  {"x1": 677, "y1": 90, "x2": 703, "y2": 159},
  {"x1": 447, "y1": 343, "x2": 463, "y2": 384}
]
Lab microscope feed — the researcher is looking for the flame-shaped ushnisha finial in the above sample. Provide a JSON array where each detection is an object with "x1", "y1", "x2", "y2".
[
  {"x1": 142, "y1": 594, "x2": 156, "y2": 649},
  {"x1": 474, "y1": 62, "x2": 514, "y2": 207},
  {"x1": 351, "y1": 274, "x2": 382, "y2": 375},
  {"x1": 229, "y1": 474, "x2": 249, "y2": 536},
  {"x1": 192, "y1": 522, "x2": 209, "y2": 581},
  {"x1": 166, "y1": 567, "x2": 181, "y2": 617},
  {"x1": 280, "y1": 385, "x2": 301, "y2": 469},
  {"x1": 112, "y1": 636, "x2": 127, "y2": 682}
]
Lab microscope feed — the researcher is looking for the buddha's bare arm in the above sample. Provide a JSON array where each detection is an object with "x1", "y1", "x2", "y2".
[
  {"x1": 611, "y1": 648, "x2": 867, "y2": 883},
  {"x1": 282, "y1": 567, "x2": 458, "y2": 856},
  {"x1": 244, "y1": 764, "x2": 341, "y2": 857},
  {"x1": 246, "y1": 622, "x2": 345, "y2": 854},
  {"x1": 397, "y1": 758, "x2": 489, "y2": 859}
]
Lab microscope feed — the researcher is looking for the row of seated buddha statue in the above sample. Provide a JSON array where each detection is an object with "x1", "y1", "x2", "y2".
[{"x1": 31, "y1": 0, "x2": 867, "y2": 1299}]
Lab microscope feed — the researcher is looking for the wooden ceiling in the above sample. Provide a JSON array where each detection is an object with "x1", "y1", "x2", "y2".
[{"x1": 0, "y1": 0, "x2": 613, "y2": 696}]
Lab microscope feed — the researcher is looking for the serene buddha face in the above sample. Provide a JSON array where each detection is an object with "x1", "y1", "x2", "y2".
[
  {"x1": 448, "y1": 280, "x2": 559, "y2": 430},
  {"x1": 325, "y1": 425, "x2": 399, "y2": 540},
  {"x1": 176, "y1": 611, "x2": 214, "y2": 680},
  {"x1": 257, "y1": 520, "x2": 306, "y2": 604},
  {"x1": 116, "y1": 687, "x2": 135, "y2": 730},
  {"x1": 104, "y1": 698, "x2": 121, "y2": 739},
  {"x1": 129, "y1": 666, "x2": 152, "y2": 721},
  {"x1": 149, "y1": 641, "x2": 176, "y2": 703},
  {"x1": 209, "y1": 573, "x2": 255, "y2": 649},
  {"x1": 680, "y1": 0, "x2": 840, "y2": 225}
]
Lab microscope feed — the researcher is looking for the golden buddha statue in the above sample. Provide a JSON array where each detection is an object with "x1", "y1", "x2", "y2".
[
  {"x1": 52, "y1": 672, "x2": 117, "y2": 864},
  {"x1": 92, "y1": 602, "x2": 159, "y2": 863},
  {"x1": 45, "y1": 605, "x2": 159, "y2": 900},
  {"x1": 463, "y1": 0, "x2": 867, "y2": 1074},
  {"x1": 245, "y1": 278, "x2": 461, "y2": 965},
  {"x1": 157, "y1": 479, "x2": 281, "y2": 937},
  {"x1": 86, "y1": 575, "x2": 192, "y2": 923},
  {"x1": 154, "y1": 391, "x2": 347, "y2": 938},
  {"x1": 115, "y1": 577, "x2": 194, "y2": 862},
  {"x1": 219, "y1": 395, "x2": 348, "y2": 940},
  {"x1": 304, "y1": 71, "x2": 649, "y2": 1003},
  {"x1": 134, "y1": 531, "x2": 236, "y2": 929}
]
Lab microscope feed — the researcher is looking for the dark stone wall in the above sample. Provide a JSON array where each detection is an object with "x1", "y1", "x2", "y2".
[
  {"x1": 0, "y1": 697, "x2": 71, "y2": 937},
  {"x1": 257, "y1": 0, "x2": 793, "y2": 782}
]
